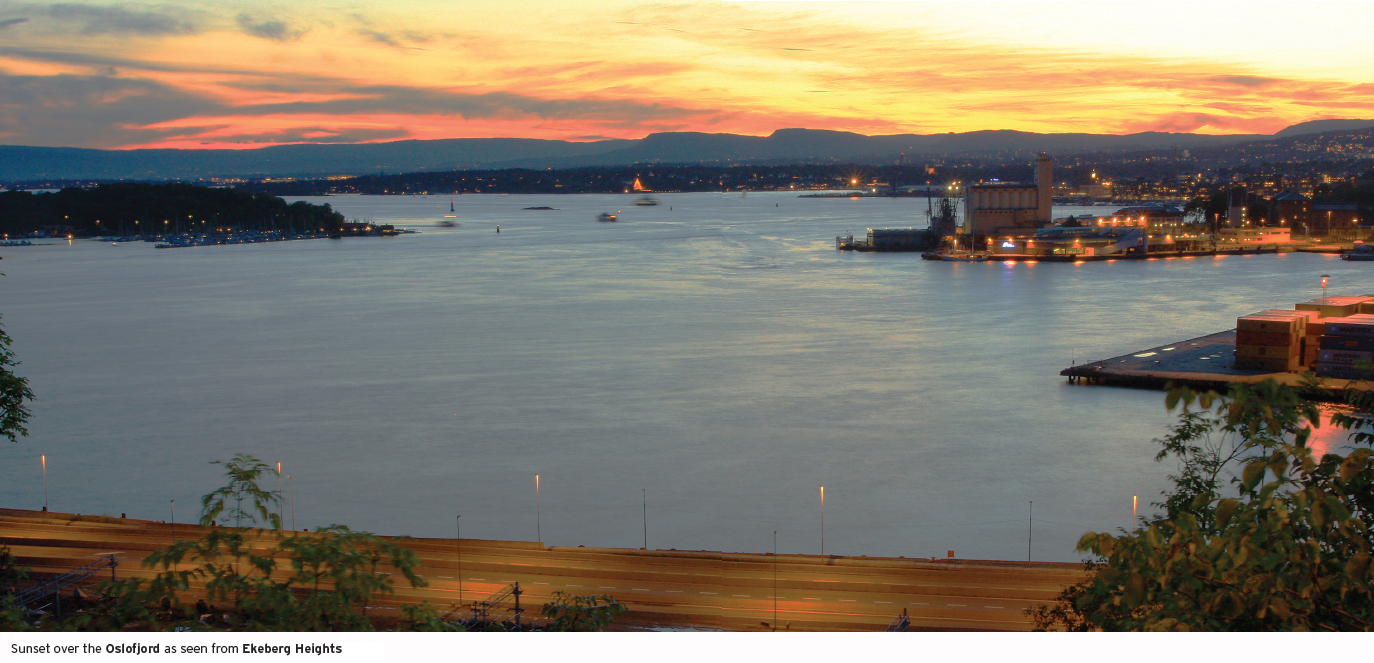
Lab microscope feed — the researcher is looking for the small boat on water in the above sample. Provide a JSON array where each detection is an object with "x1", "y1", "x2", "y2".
[
  {"x1": 634, "y1": 196, "x2": 659, "y2": 206},
  {"x1": 597, "y1": 212, "x2": 618, "y2": 222},
  {"x1": 1343, "y1": 245, "x2": 1374, "y2": 261},
  {"x1": 940, "y1": 251, "x2": 991, "y2": 262}
]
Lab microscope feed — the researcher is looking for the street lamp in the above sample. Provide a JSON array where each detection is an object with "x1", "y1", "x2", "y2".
[
  {"x1": 535, "y1": 474, "x2": 541, "y2": 543},
  {"x1": 1322, "y1": 274, "x2": 1330, "y2": 305},
  {"x1": 457, "y1": 515, "x2": 463, "y2": 602},
  {"x1": 276, "y1": 462, "x2": 283, "y2": 529},
  {"x1": 41, "y1": 454, "x2": 48, "y2": 511},
  {"x1": 819, "y1": 486, "x2": 825, "y2": 556}
]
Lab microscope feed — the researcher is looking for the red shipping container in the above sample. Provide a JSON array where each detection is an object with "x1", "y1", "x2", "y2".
[{"x1": 1235, "y1": 330, "x2": 1297, "y2": 347}]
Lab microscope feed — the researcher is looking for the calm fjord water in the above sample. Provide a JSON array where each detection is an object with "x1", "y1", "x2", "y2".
[{"x1": 1, "y1": 193, "x2": 1362, "y2": 561}]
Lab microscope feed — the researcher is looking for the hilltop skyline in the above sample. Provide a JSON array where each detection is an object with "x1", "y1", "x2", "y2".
[{"x1": 0, "y1": 1, "x2": 1372, "y2": 150}]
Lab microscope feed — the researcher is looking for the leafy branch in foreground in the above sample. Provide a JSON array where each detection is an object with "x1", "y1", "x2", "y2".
[
  {"x1": 1030, "y1": 379, "x2": 1374, "y2": 631},
  {"x1": 200, "y1": 454, "x2": 281, "y2": 530},
  {"x1": 541, "y1": 591, "x2": 626, "y2": 631},
  {"x1": 0, "y1": 315, "x2": 35, "y2": 444}
]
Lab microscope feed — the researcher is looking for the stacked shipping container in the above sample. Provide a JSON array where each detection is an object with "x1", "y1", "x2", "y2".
[
  {"x1": 1235, "y1": 310, "x2": 1308, "y2": 372},
  {"x1": 1314, "y1": 313, "x2": 1374, "y2": 380},
  {"x1": 1236, "y1": 295, "x2": 1374, "y2": 377}
]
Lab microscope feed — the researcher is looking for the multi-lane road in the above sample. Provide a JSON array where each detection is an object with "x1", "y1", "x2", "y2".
[{"x1": 2, "y1": 508, "x2": 1085, "y2": 631}]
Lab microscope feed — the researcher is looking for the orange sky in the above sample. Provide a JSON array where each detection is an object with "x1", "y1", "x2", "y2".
[{"x1": 0, "y1": 0, "x2": 1370, "y2": 149}]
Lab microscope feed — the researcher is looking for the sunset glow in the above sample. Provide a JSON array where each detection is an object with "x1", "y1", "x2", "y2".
[{"x1": 0, "y1": 1, "x2": 1370, "y2": 149}]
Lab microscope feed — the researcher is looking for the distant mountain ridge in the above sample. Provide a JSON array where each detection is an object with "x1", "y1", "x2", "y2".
[{"x1": 0, "y1": 120, "x2": 1365, "y2": 181}]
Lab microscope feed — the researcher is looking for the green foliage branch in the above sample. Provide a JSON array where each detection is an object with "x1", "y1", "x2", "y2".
[
  {"x1": 199, "y1": 454, "x2": 281, "y2": 530},
  {"x1": 1030, "y1": 378, "x2": 1374, "y2": 631},
  {"x1": 0, "y1": 315, "x2": 35, "y2": 444},
  {"x1": 540, "y1": 591, "x2": 626, "y2": 631}
]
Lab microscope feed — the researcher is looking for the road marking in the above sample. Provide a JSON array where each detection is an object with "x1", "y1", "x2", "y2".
[
  {"x1": 599, "y1": 586, "x2": 616, "y2": 589},
  {"x1": 437, "y1": 576, "x2": 452, "y2": 579},
  {"x1": 511, "y1": 563, "x2": 534, "y2": 566},
  {"x1": 948, "y1": 603, "x2": 966, "y2": 607},
  {"x1": 913, "y1": 602, "x2": 928, "y2": 605},
  {"x1": 471, "y1": 578, "x2": 486, "y2": 581},
  {"x1": 666, "y1": 590, "x2": 682, "y2": 593},
  {"x1": 767, "y1": 596, "x2": 783, "y2": 599},
  {"x1": 566, "y1": 585, "x2": 581, "y2": 588},
  {"x1": 838, "y1": 599, "x2": 855, "y2": 602},
  {"x1": 533, "y1": 582, "x2": 549, "y2": 585},
  {"x1": 802, "y1": 597, "x2": 820, "y2": 601},
  {"x1": 633, "y1": 589, "x2": 649, "y2": 592},
  {"x1": 700, "y1": 592, "x2": 717, "y2": 595},
  {"x1": 875, "y1": 601, "x2": 891, "y2": 604},
  {"x1": 732, "y1": 594, "x2": 749, "y2": 598},
  {"x1": 984, "y1": 606, "x2": 1003, "y2": 609}
]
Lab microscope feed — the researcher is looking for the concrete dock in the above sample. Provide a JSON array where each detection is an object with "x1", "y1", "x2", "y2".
[{"x1": 1061, "y1": 330, "x2": 1371, "y2": 392}]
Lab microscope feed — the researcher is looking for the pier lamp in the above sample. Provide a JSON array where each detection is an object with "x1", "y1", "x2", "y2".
[
  {"x1": 40, "y1": 454, "x2": 48, "y2": 511},
  {"x1": 535, "y1": 474, "x2": 541, "y2": 543},
  {"x1": 819, "y1": 486, "x2": 825, "y2": 556},
  {"x1": 1322, "y1": 275, "x2": 1330, "y2": 304}
]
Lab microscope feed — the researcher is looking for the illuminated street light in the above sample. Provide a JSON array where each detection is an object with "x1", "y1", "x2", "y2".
[
  {"x1": 1322, "y1": 274, "x2": 1330, "y2": 305},
  {"x1": 41, "y1": 454, "x2": 48, "y2": 511},
  {"x1": 536, "y1": 474, "x2": 542, "y2": 543},
  {"x1": 819, "y1": 486, "x2": 825, "y2": 556}
]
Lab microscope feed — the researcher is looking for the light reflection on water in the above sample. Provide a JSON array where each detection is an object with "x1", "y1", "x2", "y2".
[{"x1": 0, "y1": 193, "x2": 1367, "y2": 561}]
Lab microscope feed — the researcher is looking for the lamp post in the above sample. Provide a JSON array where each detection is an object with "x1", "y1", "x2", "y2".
[
  {"x1": 1133, "y1": 495, "x2": 1138, "y2": 529},
  {"x1": 170, "y1": 499, "x2": 174, "y2": 524},
  {"x1": 535, "y1": 474, "x2": 541, "y2": 543},
  {"x1": 276, "y1": 462, "x2": 283, "y2": 529},
  {"x1": 819, "y1": 486, "x2": 825, "y2": 556},
  {"x1": 1322, "y1": 274, "x2": 1330, "y2": 305},
  {"x1": 773, "y1": 530, "x2": 778, "y2": 632},
  {"x1": 642, "y1": 488, "x2": 647, "y2": 550},
  {"x1": 41, "y1": 454, "x2": 48, "y2": 511},
  {"x1": 457, "y1": 515, "x2": 463, "y2": 603},
  {"x1": 1028, "y1": 501, "x2": 1033, "y2": 562}
]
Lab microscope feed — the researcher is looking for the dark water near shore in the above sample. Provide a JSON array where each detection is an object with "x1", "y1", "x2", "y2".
[{"x1": 0, "y1": 193, "x2": 1362, "y2": 561}]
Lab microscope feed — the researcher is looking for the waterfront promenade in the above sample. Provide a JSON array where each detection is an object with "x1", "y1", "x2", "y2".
[{"x1": 1, "y1": 508, "x2": 1084, "y2": 631}]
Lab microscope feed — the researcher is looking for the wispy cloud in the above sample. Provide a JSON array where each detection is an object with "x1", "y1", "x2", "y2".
[
  {"x1": 236, "y1": 14, "x2": 306, "y2": 42},
  {"x1": 0, "y1": 1, "x2": 1369, "y2": 148},
  {"x1": 44, "y1": 2, "x2": 196, "y2": 35}
]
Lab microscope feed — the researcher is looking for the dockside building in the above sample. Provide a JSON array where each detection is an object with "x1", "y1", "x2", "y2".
[{"x1": 963, "y1": 153, "x2": 1053, "y2": 237}]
